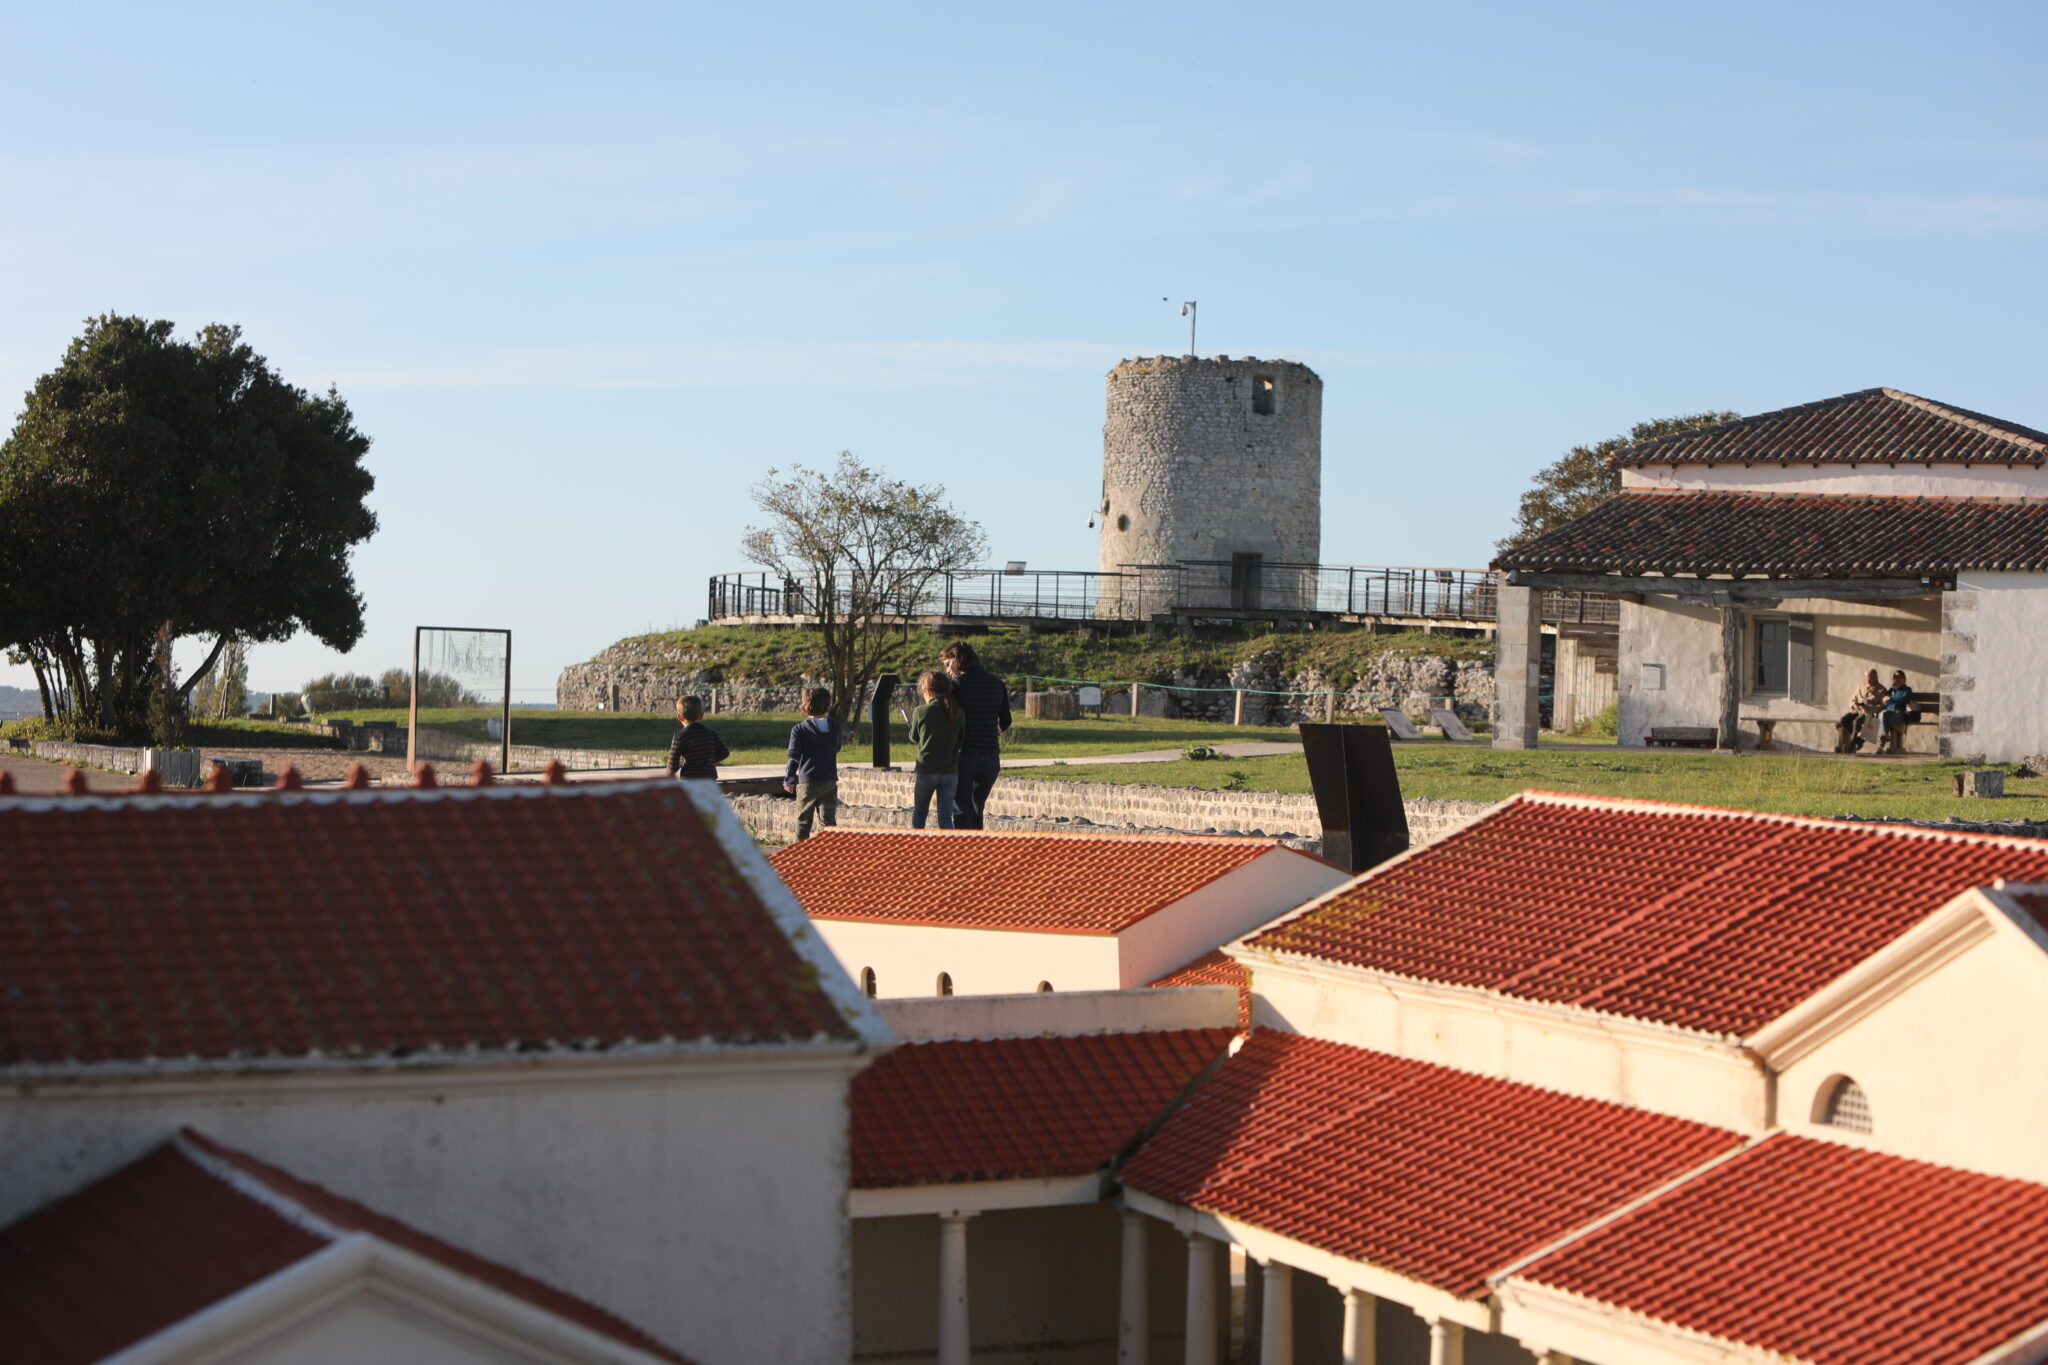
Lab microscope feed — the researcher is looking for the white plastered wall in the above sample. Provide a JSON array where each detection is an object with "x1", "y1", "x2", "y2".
[
  {"x1": 1114, "y1": 851, "x2": 1349, "y2": 989},
  {"x1": 1250, "y1": 958, "x2": 1770, "y2": 1132},
  {"x1": 1622, "y1": 462, "x2": 2048, "y2": 499},
  {"x1": 1764, "y1": 900, "x2": 2048, "y2": 1184},
  {"x1": 811, "y1": 850, "x2": 1346, "y2": 999},
  {"x1": 813, "y1": 919, "x2": 1123, "y2": 997},
  {"x1": 1946, "y1": 571, "x2": 2048, "y2": 763},
  {"x1": 0, "y1": 1056, "x2": 857, "y2": 1365},
  {"x1": 1617, "y1": 592, "x2": 1940, "y2": 750}
]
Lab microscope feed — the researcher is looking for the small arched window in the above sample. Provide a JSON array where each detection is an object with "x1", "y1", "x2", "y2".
[
  {"x1": 1037, "y1": 981, "x2": 1054, "y2": 993},
  {"x1": 1815, "y1": 1075, "x2": 1873, "y2": 1133},
  {"x1": 860, "y1": 967, "x2": 877, "y2": 998},
  {"x1": 936, "y1": 972, "x2": 954, "y2": 997}
]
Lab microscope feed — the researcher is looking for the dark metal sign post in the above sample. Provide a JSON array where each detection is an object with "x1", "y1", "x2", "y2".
[
  {"x1": 1297, "y1": 722, "x2": 1410, "y2": 875},
  {"x1": 869, "y1": 673, "x2": 900, "y2": 769}
]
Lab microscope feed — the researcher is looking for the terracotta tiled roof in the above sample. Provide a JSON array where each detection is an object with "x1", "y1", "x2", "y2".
[
  {"x1": 0, "y1": 782, "x2": 857, "y2": 1067},
  {"x1": 1148, "y1": 948, "x2": 1251, "y2": 1028},
  {"x1": 852, "y1": 1028, "x2": 1233, "y2": 1187},
  {"x1": 1247, "y1": 792, "x2": 2048, "y2": 1037},
  {"x1": 1494, "y1": 490, "x2": 2048, "y2": 576},
  {"x1": 0, "y1": 1131, "x2": 692, "y2": 1365},
  {"x1": 1613, "y1": 388, "x2": 2048, "y2": 467},
  {"x1": 772, "y1": 829, "x2": 1305, "y2": 934},
  {"x1": 1119, "y1": 1032, "x2": 1741, "y2": 1297},
  {"x1": 1148, "y1": 948, "x2": 1247, "y2": 990},
  {"x1": 1515, "y1": 1135, "x2": 2048, "y2": 1365}
]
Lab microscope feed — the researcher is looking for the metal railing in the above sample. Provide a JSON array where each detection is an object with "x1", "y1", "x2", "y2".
[{"x1": 707, "y1": 563, "x2": 1618, "y2": 627}]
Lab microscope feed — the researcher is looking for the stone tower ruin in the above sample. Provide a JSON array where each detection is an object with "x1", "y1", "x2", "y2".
[{"x1": 1097, "y1": 355, "x2": 1322, "y2": 617}]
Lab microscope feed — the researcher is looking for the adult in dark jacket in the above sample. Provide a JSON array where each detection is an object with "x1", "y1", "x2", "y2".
[
  {"x1": 941, "y1": 641, "x2": 1011, "y2": 830},
  {"x1": 667, "y1": 695, "x2": 730, "y2": 780},
  {"x1": 783, "y1": 687, "x2": 849, "y2": 840}
]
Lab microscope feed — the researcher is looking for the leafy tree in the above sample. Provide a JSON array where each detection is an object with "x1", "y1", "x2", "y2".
[
  {"x1": 0, "y1": 315, "x2": 377, "y2": 734},
  {"x1": 301, "y1": 671, "x2": 382, "y2": 712},
  {"x1": 1497, "y1": 410, "x2": 1740, "y2": 551},
  {"x1": 379, "y1": 667, "x2": 481, "y2": 708},
  {"x1": 742, "y1": 452, "x2": 987, "y2": 722}
]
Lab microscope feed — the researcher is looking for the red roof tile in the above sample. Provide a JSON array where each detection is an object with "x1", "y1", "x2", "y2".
[
  {"x1": 1248, "y1": 793, "x2": 2048, "y2": 1036},
  {"x1": 773, "y1": 829, "x2": 1303, "y2": 934},
  {"x1": 0, "y1": 782, "x2": 856, "y2": 1067},
  {"x1": 1120, "y1": 1032, "x2": 1741, "y2": 1297},
  {"x1": 852, "y1": 1028, "x2": 1233, "y2": 1187},
  {"x1": 1148, "y1": 948, "x2": 1247, "y2": 991},
  {"x1": 0, "y1": 1131, "x2": 691, "y2": 1365},
  {"x1": 1148, "y1": 949, "x2": 1251, "y2": 1029},
  {"x1": 1516, "y1": 1135, "x2": 2048, "y2": 1365},
  {"x1": 1494, "y1": 490, "x2": 2048, "y2": 576},
  {"x1": 1612, "y1": 388, "x2": 2048, "y2": 467}
]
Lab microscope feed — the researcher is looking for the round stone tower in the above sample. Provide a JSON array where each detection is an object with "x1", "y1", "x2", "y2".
[{"x1": 1098, "y1": 355, "x2": 1322, "y2": 615}]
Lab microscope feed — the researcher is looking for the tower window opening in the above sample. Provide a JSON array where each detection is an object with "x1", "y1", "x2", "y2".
[
  {"x1": 936, "y1": 972, "x2": 954, "y2": 997},
  {"x1": 860, "y1": 967, "x2": 877, "y2": 998},
  {"x1": 1816, "y1": 1075, "x2": 1873, "y2": 1133},
  {"x1": 1116, "y1": 514, "x2": 1130, "y2": 532},
  {"x1": 1253, "y1": 376, "x2": 1276, "y2": 415}
]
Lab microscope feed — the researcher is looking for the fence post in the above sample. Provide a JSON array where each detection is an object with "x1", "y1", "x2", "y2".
[
  {"x1": 1131, "y1": 684, "x2": 1142, "y2": 718},
  {"x1": 1233, "y1": 690, "x2": 1246, "y2": 726},
  {"x1": 1324, "y1": 690, "x2": 1335, "y2": 723}
]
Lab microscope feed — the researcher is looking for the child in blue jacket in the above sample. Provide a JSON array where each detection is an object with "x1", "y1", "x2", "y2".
[{"x1": 783, "y1": 687, "x2": 848, "y2": 840}]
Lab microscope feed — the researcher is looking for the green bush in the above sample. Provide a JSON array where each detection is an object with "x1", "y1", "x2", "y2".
[{"x1": 1572, "y1": 702, "x2": 1620, "y2": 739}]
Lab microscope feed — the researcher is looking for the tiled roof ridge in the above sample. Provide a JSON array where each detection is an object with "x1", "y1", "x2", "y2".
[
  {"x1": 173, "y1": 1129, "x2": 692, "y2": 1363},
  {"x1": 1515, "y1": 789, "x2": 2048, "y2": 853},
  {"x1": 795, "y1": 827, "x2": 1290, "y2": 848},
  {"x1": 0, "y1": 776, "x2": 679, "y2": 815},
  {"x1": 1612, "y1": 488, "x2": 2048, "y2": 506},
  {"x1": 1613, "y1": 387, "x2": 2048, "y2": 466}
]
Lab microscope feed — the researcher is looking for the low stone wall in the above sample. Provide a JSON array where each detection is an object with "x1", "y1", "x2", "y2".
[
  {"x1": 732, "y1": 768, "x2": 1490, "y2": 850},
  {"x1": 31, "y1": 740, "x2": 149, "y2": 774}
]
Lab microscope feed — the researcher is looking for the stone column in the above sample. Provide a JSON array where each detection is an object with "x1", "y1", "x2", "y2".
[
  {"x1": 1243, "y1": 1252, "x2": 1264, "y2": 1365},
  {"x1": 1258, "y1": 1261, "x2": 1295, "y2": 1365},
  {"x1": 1340, "y1": 1287, "x2": 1376, "y2": 1365},
  {"x1": 1120, "y1": 1210, "x2": 1149, "y2": 1364},
  {"x1": 1940, "y1": 587, "x2": 1981, "y2": 762},
  {"x1": 1717, "y1": 604, "x2": 1742, "y2": 750},
  {"x1": 1183, "y1": 1234, "x2": 1218, "y2": 1365},
  {"x1": 938, "y1": 1214, "x2": 973, "y2": 1365},
  {"x1": 1428, "y1": 1318, "x2": 1465, "y2": 1365},
  {"x1": 1493, "y1": 579, "x2": 1542, "y2": 749}
]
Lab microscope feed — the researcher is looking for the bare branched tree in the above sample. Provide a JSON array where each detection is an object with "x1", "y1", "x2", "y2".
[{"x1": 743, "y1": 453, "x2": 987, "y2": 722}]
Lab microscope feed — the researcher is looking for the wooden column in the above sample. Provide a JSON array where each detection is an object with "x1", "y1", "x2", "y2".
[{"x1": 1719, "y1": 604, "x2": 1743, "y2": 750}]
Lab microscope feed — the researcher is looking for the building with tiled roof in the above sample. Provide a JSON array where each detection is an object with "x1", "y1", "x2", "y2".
[
  {"x1": 771, "y1": 828, "x2": 1345, "y2": 998},
  {"x1": 1081, "y1": 791, "x2": 2048, "y2": 1365},
  {"x1": 1488, "y1": 387, "x2": 2048, "y2": 761},
  {"x1": 0, "y1": 777, "x2": 890, "y2": 1365},
  {"x1": 3, "y1": 1130, "x2": 694, "y2": 1365}
]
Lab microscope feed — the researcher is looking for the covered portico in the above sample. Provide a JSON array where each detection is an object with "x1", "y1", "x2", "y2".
[{"x1": 1490, "y1": 489, "x2": 2048, "y2": 760}]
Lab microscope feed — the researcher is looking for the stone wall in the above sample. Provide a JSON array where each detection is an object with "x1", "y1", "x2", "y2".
[
  {"x1": 1098, "y1": 355, "x2": 1321, "y2": 615},
  {"x1": 756, "y1": 766, "x2": 1490, "y2": 848},
  {"x1": 560, "y1": 652, "x2": 1494, "y2": 725}
]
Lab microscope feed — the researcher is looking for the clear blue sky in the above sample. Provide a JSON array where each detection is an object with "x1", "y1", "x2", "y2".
[{"x1": 3, "y1": 1, "x2": 2042, "y2": 700}]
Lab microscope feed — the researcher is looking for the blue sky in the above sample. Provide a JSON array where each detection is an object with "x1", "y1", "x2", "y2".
[{"x1": 2, "y1": 1, "x2": 2043, "y2": 700}]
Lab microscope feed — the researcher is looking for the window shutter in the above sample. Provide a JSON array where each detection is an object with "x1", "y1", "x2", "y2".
[{"x1": 1787, "y1": 615, "x2": 1815, "y2": 704}]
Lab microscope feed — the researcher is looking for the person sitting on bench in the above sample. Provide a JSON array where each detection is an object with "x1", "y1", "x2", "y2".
[
  {"x1": 1877, "y1": 670, "x2": 1917, "y2": 751},
  {"x1": 1840, "y1": 668, "x2": 1885, "y2": 753}
]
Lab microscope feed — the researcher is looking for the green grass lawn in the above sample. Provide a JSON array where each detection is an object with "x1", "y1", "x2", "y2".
[
  {"x1": 315, "y1": 707, "x2": 1305, "y2": 767},
  {"x1": 1026, "y1": 744, "x2": 2048, "y2": 823}
]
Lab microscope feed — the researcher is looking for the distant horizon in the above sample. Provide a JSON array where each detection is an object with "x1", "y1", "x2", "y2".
[{"x1": 3, "y1": 1, "x2": 2041, "y2": 698}]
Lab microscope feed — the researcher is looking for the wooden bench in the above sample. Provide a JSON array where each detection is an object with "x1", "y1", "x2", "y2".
[
  {"x1": 1875, "y1": 692, "x2": 1942, "y2": 755},
  {"x1": 1647, "y1": 726, "x2": 1717, "y2": 749}
]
